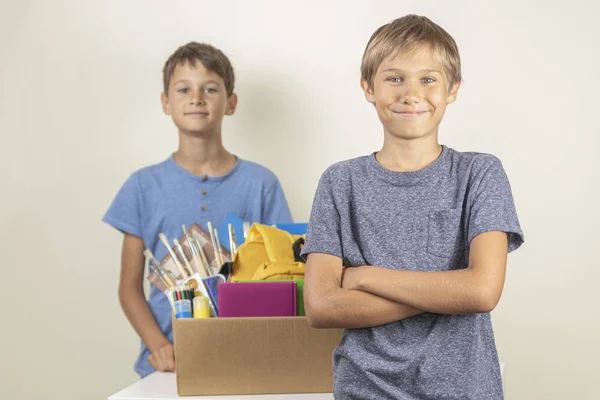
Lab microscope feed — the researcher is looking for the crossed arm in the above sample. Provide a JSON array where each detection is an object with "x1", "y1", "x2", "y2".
[{"x1": 304, "y1": 231, "x2": 508, "y2": 329}]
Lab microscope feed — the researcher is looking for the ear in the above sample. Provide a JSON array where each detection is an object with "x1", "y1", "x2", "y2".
[
  {"x1": 160, "y1": 92, "x2": 171, "y2": 115},
  {"x1": 360, "y1": 78, "x2": 376, "y2": 104},
  {"x1": 446, "y1": 81, "x2": 461, "y2": 104},
  {"x1": 225, "y1": 93, "x2": 238, "y2": 116}
]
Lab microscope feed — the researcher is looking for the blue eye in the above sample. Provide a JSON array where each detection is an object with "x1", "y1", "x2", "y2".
[
  {"x1": 205, "y1": 88, "x2": 218, "y2": 94},
  {"x1": 387, "y1": 77, "x2": 402, "y2": 83},
  {"x1": 422, "y1": 77, "x2": 436, "y2": 84}
]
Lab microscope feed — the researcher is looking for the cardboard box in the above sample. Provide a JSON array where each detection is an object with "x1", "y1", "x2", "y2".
[{"x1": 173, "y1": 316, "x2": 343, "y2": 396}]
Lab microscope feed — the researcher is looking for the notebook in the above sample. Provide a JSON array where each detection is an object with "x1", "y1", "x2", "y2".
[
  {"x1": 218, "y1": 281, "x2": 297, "y2": 318},
  {"x1": 233, "y1": 279, "x2": 305, "y2": 316}
]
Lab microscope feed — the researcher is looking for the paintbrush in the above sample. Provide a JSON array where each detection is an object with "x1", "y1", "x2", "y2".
[
  {"x1": 182, "y1": 225, "x2": 207, "y2": 277},
  {"x1": 174, "y1": 238, "x2": 195, "y2": 276},
  {"x1": 144, "y1": 249, "x2": 176, "y2": 288},
  {"x1": 214, "y1": 228, "x2": 225, "y2": 266},
  {"x1": 194, "y1": 237, "x2": 212, "y2": 276},
  {"x1": 159, "y1": 233, "x2": 189, "y2": 279},
  {"x1": 207, "y1": 222, "x2": 221, "y2": 271},
  {"x1": 228, "y1": 223, "x2": 237, "y2": 257},
  {"x1": 148, "y1": 258, "x2": 170, "y2": 288}
]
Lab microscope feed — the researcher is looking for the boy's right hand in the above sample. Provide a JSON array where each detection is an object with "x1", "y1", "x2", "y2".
[{"x1": 148, "y1": 342, "x2": 176, "y2": 372}]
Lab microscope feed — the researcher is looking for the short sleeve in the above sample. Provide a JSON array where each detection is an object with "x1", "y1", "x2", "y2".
[
  {"x1": 468, "y1": 157, "x2": 524, "y2": 253},
  {"x1": 261, "y1": 179, "x2": 293, "y2": 225},
  {"x1": 102, "y1": 173, "x2": 143, "y2": 238},
  {"x1": 300, "y1": 168, "x2": 343, "y2": 260}
]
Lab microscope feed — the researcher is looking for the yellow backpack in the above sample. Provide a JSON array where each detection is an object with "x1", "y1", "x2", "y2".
[{"x1": 230, "y1": 224, "x2": 306, "y2": 281}]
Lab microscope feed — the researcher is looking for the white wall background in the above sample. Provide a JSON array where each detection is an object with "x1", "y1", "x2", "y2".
[{"x1": 1, "y1": 0, "x2": 598, "y2": 399}]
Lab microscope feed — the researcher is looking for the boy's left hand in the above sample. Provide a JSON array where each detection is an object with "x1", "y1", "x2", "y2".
[
  {"x1": 342, "y1": 266, "x2": 369, "y2": 290},
  {"x1": 148, "y1": 342, "x2": 176, "y2": 372}
]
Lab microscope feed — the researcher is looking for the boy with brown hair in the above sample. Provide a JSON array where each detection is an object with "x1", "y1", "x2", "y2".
[
  {"x1": 103, "y1": 42, "x2": 292, "y2": 377},
  {"x1": 302, "y1": 15, "x2": 523, "y2": 399}
]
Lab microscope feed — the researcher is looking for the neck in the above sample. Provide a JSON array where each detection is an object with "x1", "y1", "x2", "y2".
[
  {"x1": 377, "y1": 133, "x2": 442, "y2": 172},
  {"x1": 173, "y1": 130, "x2": 236, "y2": 176}
]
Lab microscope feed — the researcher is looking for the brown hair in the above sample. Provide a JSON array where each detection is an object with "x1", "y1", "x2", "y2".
[
  {"x1": 162, "y1": 42, "x2": 235, "y2": 96},
  {"x1": 361, "y1": 15, "x2": 461, "y2": 90}
]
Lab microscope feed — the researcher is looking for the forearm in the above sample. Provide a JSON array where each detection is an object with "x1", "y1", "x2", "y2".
[
  {"x1": 306, "y1": 287, "x2": 422, "y2": 329},
  {"x1": 119, "y1": 287, "x2": 170, "y2": 351},
  {"x1": 356, "y1": 267, "x2": 493, "y2": 314}
]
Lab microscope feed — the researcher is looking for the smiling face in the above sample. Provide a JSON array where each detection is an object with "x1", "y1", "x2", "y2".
[
  {"x1": 161, "y1": 61, "x2": 237, "y2": 138},
  {"x1": 361, "y1": 43, "x2": 460, "y2": 142}
]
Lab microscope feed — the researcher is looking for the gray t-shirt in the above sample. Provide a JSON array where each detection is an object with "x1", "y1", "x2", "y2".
[{"x1": 301, "y1": 145, "x2": 524, "y2": 400}]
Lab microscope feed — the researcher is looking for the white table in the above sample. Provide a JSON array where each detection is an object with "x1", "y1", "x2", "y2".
[
  {"x1": 109, "y1": 364, "x2": 505, "y2": 399},
  {"x1": 108, "y1": 372, "x2": 333, "y2": 399}
]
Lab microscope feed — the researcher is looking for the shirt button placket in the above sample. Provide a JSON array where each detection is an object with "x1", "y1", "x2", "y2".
[{"x1": 201, "y1": 175, "x2": 208, "y2": 211}]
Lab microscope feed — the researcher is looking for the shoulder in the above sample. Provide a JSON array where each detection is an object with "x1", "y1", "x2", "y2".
[
  {"x1": 236, "y1": 159, "x2": 280, "y2": 185},
  {"x1": 446, "y1": 148, "x2": 513, "y2": 200},
  {"x1": 132, "y1": 157, "x2": 171, "y2": 180},
  {"x1": 320, "y1": 155, "x2": 370, "y2": 183},
  {"x1": 447, "y1": 147, "x2": 505, "y2": 177},
  {"x1": 116, "y1": 158, "x2": 173, "y2": 195}
]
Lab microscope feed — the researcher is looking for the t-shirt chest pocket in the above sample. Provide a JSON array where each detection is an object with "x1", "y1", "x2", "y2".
[{"x1": 427, "y1": 209, "x2": 465, "y2": 258}]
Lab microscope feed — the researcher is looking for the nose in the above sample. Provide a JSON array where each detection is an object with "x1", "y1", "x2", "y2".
[
  {"x1": 399, "y1": 81, "x2": 421, "y2": 105},
  {"x1": 190, "y1": 89, "x2": 205, "y2": 106}
]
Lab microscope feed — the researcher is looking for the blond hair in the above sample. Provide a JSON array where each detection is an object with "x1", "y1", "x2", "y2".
[
  {"x1": 162, "y1": 42, "x2": 235, "y2": 96},
  {"x1": 361, "y1": 15, "x2": 461, "y2": 90}
]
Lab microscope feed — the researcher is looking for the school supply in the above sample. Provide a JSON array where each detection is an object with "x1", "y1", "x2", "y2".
[
  {"x1": 174, "y1": 238, "x2": 195, "y2": 276},
  {"x1": 201, "y1": 274, "x2": 225, "y2": 315},
  {"x1": 179, "y1": 223, "x2": 230, "y2": 273},
  {"x1": 149, "y1": 224, "x2": 232, "y2": 289},
  {"x1": 147, "y1": 221, "x2": 308, "y2": 320},
  {"x1": 275, "y1": 223, "x2": 308, "y2": 235},
  {"x1": 243, "y1": 221, "x2": 251, "y2": 239},
  {"x1": 174, "y1": 299, "x2": 192, "y2": 318},
  {"x1": 145, "y1": 249, "x2": 177, "y2": 288},
  {"x1": 228, "y1": 223, "x2": 237, "y2": 257},
  {"x1": 217, "y1": 213, "x2": 246, "y2": 251},
  {"x1": 214, "y1": 228, "x2": 225, "y2": 266},
  {"x1": 217, "y1": 281, "x2": 297, "y2": 318},
  {"x1": 159, "y1": 233, "x2": 189, "y2": 279},
  {"x1": 181, "y1": 273, "x2": 219, "y2": 317},
  {"x1": 233, "y1": 279, "x2": 305, "y2": 316},
  {"x1": 230, "y1": 224, "x2": 306, "y2": 282},
  {"x1": 193, "y1": 296, "x2": 211, "y2": 318},
  {"x1": 171, "y1": 285, "x2": 195, "y2": 319},
  {"x1": 207, "y1": 222, "x2": 224, "y2": 267},
  {"x1": 187, "y1": 228, "x2": 212, "y2": 277},
  {"x1": 182, "y1": 224, "x2": 207, "y2": 276}
]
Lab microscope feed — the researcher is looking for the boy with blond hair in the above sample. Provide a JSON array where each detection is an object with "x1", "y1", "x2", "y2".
[
  {"x1": 103, "y1": 42, "x2": 292, "y2": 377},
  {"x1": 302, "y1": 15, "x2": 523, "y2": 399}
]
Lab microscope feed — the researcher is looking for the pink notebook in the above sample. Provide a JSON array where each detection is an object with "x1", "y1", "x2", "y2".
[{"x1": 218, "y1": 281, "x2": 297, "y2": 318}]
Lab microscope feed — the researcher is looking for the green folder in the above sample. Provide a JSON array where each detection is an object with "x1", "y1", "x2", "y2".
[{"x1": 233, "y1": 279, "x2": 305, "y2": 316}]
